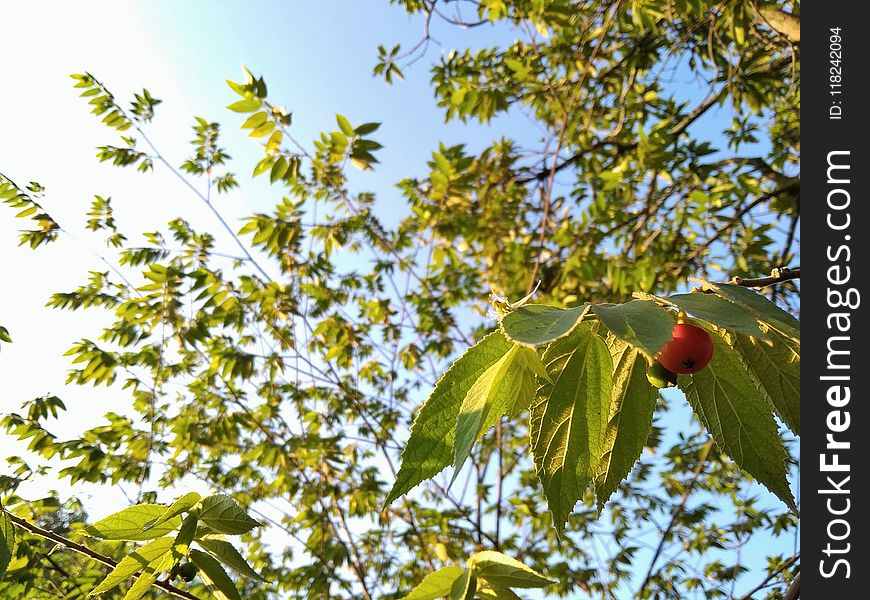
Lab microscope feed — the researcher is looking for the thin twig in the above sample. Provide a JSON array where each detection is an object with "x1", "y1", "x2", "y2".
[
  {"x1": 738, "y1": 552, "x2": 799, "y2": 600},
  {"x1": 636, "y1": 438, "x2": 714, "y2": 598}
]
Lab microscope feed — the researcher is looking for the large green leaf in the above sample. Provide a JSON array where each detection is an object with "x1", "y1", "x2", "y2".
[
  {"x1": 386, "y1": 331, "x2": 513, "y2": 504},
  {"x1": 592, "y1": 300, "x2": 674, "y2": 360},
  {"x1": 143, "y1": 492, "x2": 201, "y2": 532},
  {"x1": 679, "y1": 332, "x2": 796, "y2": 511},
  {"x1": 500, "y1": 304, "x2": 588, "y2": 346},
  {"x1": 531, "y1": 324, "x2": 612, "y2": 531},
  {"x1": 196, "y1": 537, "x2": 268, "y2": 582},
  {"x1": 453, "y1": 345, "x2": 546, "y2": 478},
  {"x1": 705, "y1": 282, "x2": 800, "y2": 340},
  {"x1": 190, "y1": 549, "x2": 242, "y2": 600},
  {"x1": 0, "y1": 504, "x2": 15, "y2": 578},
  {"x1": 90, "y1": 536, "x2": 175, "y2": 596},
  {"x1": 401, "y1": 566, "x2": 466, "y2": 600},
  {"x1": 666, "y1": 293, "x2": 765, "y2": 339},
  {"x1": 594, "y1": 336, "x2": 659, "y2": 512},
  {"x1": 468, "y1": 550, "x2": 555, "y2": 588},
  {"x1": 734, "y1": 326, "x2": 800, "y2": 435},
  {"x1": 85, "y1": 505, "x2": 182, "y2": 541},
  {"x1": 198, "y1": 495, "x2": 260, "y2": 535},
  {"x1": 122, "y1": 551, "x2": 175, "y2": 600}
]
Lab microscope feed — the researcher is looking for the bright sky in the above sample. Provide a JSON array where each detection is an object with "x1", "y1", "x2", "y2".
[{"x1": 1, "y1": 2, "x2": 797, "y2": 597}]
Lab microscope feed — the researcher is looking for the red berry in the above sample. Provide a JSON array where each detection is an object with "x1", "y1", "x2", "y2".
[{"x1": 657, "y1": 323, "x2": 714, "y2": 374}]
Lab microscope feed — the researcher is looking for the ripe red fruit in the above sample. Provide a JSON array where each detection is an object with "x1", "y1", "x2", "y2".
[{"x1": 657, "y1": 323, "x2": 714, "y2": 374}]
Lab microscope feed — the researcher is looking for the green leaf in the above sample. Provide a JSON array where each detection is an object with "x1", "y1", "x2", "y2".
[
  {"x1": 122, "y1": 551, "x2": 175, "y2": 600},
  {"x1": 594, "y1": 336, "x2": 659, "y2": 512},
  {"x1": 468, "y1": 550, "x2": 555, "y2": 588},
  {"x1": 355, "y1": 122, "x2": 381, "y2": 135},
  {"x1": 198, "y1": 495, "x2": 260, "y2": 535},
  {"x1": 679, "y1": 331, "x2": 796, "y2": 511},
  {"x1": 240, "y1": 111, "x2": 268, "y2": 130},
  {"x1": 592, "y1": 300, "x2": 675, "y2": 360},
  {"x1": 0, "y1": 505, "x2": 15, "y2": 578},
  {"x1": 196, "y1": 538, "x2": 267, "y2": 582},
  {"x1": 704, "y1": 283, "x2": 800, "y2": 340},
  {"x1": 190, "y1": 549, "x2": 242, "y2": 600},
  {"x1": 336, "y1": 114, "x2": 354, "y2": 137},
  {"x1": 452, "y1": 345, "x2": 543, "y2": 479},
  {"x1": 249, "y1": 120, "x2": 275, "y2": 138},
  {"x1": 174, "y1": 514, "x2": 198, "y2": 552},
  {"x1": 386, "y1": 331, "x2": 513, "y2": 505},
  {"x1": 144, "y1": 492, "x2": 200, "y2": 532},
  {"x1": 401, "y1": 566, "x2": 466, "y2": 600},
  {"x1": 252, "y1": 157, "x2": 275, "y2": 177},
  {"x1": 90, "y1": 536, "x2": 175, "y2": 596},
  {"x1": 85, "y1": 505, "x2": 182, "y2": 541},
  {"x1": 500, "y1": 304, "x2": 588, "y2": 346},
  {"x1": 450, "y1": 570, "x2": 476, "y2": 600},
  {"x1": 0, "y1": 326, "x2": 12, "y2": 343},
  {"x1": 666, "y1": 293, "x2": 765, "y2": 339},
  {"x1": 227, "y1": 99, "x2": 260, "y2": 113},
  {"x1": 531, "y1": 324, "x2": 612, "y2": 531},
  {"x1": 734, "y1": 326, "x2": 800, "y2": 435},
  {"x1": 475, "y1": 583, "x2": 522, "y2": 600}
]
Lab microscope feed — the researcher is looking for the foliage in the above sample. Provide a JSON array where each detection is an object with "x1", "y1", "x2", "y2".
[{"x1": 1, "y1": 1, "x2": 800, "y2": 598}]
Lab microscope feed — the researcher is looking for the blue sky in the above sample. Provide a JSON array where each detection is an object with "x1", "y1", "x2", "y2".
[{"x1": 0, "y1": 2, "x2": 796, "y2": 597}]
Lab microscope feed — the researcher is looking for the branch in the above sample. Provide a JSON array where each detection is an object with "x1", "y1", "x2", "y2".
[
  {"x1": 730, "y1": 266, "x2": 799, "y2": 288},
  {"x1": 636, "y1": 439, "x2": 714, "y2": 598},
  {"x1": 752, "y1": 2, "x2": 800, "y2": 43},
  {"x1": 7, "y1": 513, "x2": 203, "y2": 600},
  {"x1": 738, "y1": 552, "x2": 800, "y2": 600},
  {"x1": 784, "y1": 572, "x2": 800, "y2": 600}
]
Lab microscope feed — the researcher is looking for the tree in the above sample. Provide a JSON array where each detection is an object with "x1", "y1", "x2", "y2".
[{"x1": 1, "y1": 1, "x2": 799, "y2": 598}]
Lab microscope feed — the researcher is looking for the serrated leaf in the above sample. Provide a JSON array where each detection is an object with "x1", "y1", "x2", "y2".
[
  {"x1": 336, "y1": 114, "x2": 354, "y2": 136},
  {"x1": 122, "y1": 551, "x2": 175, "y2": 600},
  {"x1": 227, "y1": 99, "x2": 260, "y2": 113},
  {"x1": 734, "y1": 326, "x2": 800, "y2": 434},
  {"x1": 144, "y1": 492, "x2": 200, "y2": 532},
  {"x1": 90, "y1": 537, "x2": 174, "y2": 596},
  {"x1": 531, "y1": 324, "x2": 612, "y2": 531},
  {"x1": 191, "y1": 549, "x2": 242, "y2": 600},
  {"x1": 199, "y1": 495, "x2": 259, "y2": 535},
  {"x1": 468, "y1": 551, "x2": 555, "y2": 588},
  {"x1": 402, "y1": 566, "x2": 465, "y2": 600},
  {"x1": 592, "y1": 300, "x2": 675, "y2": 360},
  {"x1": 500, "y1": 304, "x2": 588, "y2": 346},
  {"x1": 453, "y1": 345, "x2": 542, "y2": 479},
  {"x1": 594, "y1": 336, "x2": 659, "y2": 512},
  {"x1": 667, "y1": 293, "x2": 765, "y2": 339},
  {"x1": 86, "y1": 505, "x2": 182, "y2": 541},
  {"x1": 1, "y1": 505, "x2": 15, "y2": 578},
  {"x1": 196, "y1": 538, "x2": 267, "y2": 582},
  {"x1": 705, "y1": 283, "x2": 800, "y2": 340},
  {"x1": 386, "y1": 331, "x2": 513, "y2": 505},
  {"x1": 678, "y1": 331, "x2": 796, "y2": 511}
]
